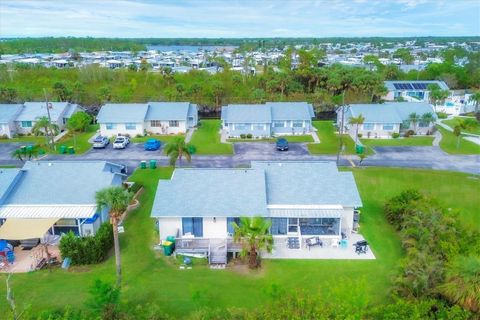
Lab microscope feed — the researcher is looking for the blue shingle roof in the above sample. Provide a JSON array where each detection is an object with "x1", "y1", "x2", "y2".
[
  {"x1": 97, "y1": 103, "x2": 149, "y2": 123},
  {"x1": 347, "y1": 102, "x2": 436, "y2": 124},
  {"x1": 0, "y1": 104, "x2": 23, "y2": 123},
  {"x1": 221, "y1": 104, "x2": 271, "y2": 123},
  {"x1": 268, "y1": 102, "x2": 315, "y2": 121},
  {"x1": 145, "y1": 102, "x2": 193, "y2": 121},
  {"x1": 2, "y1": 161, "x2": 125, "y2": 205},
  {"x1": 16, "y1": 102, "x2": 71, "y2": 122}
]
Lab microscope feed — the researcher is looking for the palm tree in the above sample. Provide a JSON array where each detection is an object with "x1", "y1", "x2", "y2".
[
  {"x1": 469, "y1": 91, "x2": 480, "y2": 116},
  {"x1": 232, "y1": 217, "x2": 273, "y2": 269},
  {"x1": 453, "y1": 125, "x2": 462, "y2": 149},
  {"x1": 408, "y1": 113, "x2": 421, "y2": 134},
  {"x1": 164, "y1": 137, "x2": 196, "y2": 167},
  {"x1": 11, "y1": 145, "x2": 39, "y2": 162},
  {"x1": 348, "y1": 114, "x2": 365, "y2": 144},
  {"x1": 438, "y1": 255, "x2": 480, "y2": 313},
  {"x1": 32, "y1": 116, "x2": 59, "y2": 150},
  {"x1": 421, "y1": 112, "x2": 435, "y2": 131},
  {"x1": 95, "y1": 186, "x2": 133, "y2": 287}
]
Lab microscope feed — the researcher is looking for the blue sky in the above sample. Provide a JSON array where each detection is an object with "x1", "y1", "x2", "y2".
[{"x1": 0, "y1": 0, "x2": 479, "y2": 38}]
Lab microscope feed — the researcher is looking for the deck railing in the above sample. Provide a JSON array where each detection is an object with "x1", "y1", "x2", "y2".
[{"x1": 175, "y1": 238, "x2": 242, "y2": 251}]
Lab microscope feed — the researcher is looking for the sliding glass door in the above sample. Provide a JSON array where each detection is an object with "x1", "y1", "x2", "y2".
[{"x1": 182, "y1": 217, "x2": 203, "y2": 237}]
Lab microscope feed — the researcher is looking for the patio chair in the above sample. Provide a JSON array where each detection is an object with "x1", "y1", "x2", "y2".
[
  {"x1": 305, "y1": 237, "x2": 322, "y2": 250},
  {"x1": 354, "y1": 240, "x2": 368, "y2": 254}
]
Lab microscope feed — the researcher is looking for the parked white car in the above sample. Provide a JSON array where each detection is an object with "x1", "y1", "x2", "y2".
[{"x1": 113, "y1": 136, "x2": 130, "y2": 149}]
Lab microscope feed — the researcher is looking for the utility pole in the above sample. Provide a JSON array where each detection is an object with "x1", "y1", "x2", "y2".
[
  {"x1": 43, "y1": 89, "x2": 56, "y2": 150},
  {"x1": 336, "y1": 91, "x2": 345, "y2": 165}
]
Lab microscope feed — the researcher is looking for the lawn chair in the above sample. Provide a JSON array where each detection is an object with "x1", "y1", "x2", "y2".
[{"x1": 305, "y1": 237, "x2": 322, "y2": 250}]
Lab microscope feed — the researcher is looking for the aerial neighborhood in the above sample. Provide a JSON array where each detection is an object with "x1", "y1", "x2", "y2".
[{"x1": 0, "y1": 1, "x2": 479, "y2": 318}]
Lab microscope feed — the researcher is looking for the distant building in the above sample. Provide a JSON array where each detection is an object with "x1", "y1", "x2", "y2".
[{"x1": 383, "y1": 80, "x2": 449, "y2": 103}]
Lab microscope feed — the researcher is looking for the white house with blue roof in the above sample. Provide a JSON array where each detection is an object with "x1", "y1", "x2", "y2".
[
  {"x1": 97, "y1": 102, "x2": 198, "y2": 137},
  {"x1": 151, "y1": 161, "x2": 362, "y2": 261},
  {"x1": 383, "y1": 80, "x2": 449, "y2": 102},
  {"x1": 0, "y1": 102, "x2": 80, "y2": 138},
  {"x1": 338, "y1": 102, "x2": 437, "y2": 138},
  {"x1": 0, "y1": 161, "x2": 126, "y2": 241},
  {"x1": 221, "y1": 102, "x2": 315, "y2": 138}
]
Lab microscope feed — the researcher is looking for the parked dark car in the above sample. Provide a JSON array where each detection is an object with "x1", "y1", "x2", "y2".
[
  {"x1": 92, "y1": 136, "x2": 109, "y2": 149},
  {"x1": 144, "y1": 138, "x2": 161, "y2": 151},
  {"x1": 276, "y1": 138, "x2": 289, "y2": 151}
]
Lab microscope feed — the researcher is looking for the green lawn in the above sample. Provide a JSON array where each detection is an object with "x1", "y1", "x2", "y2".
[
  {"x1": 442, "y1": 117, "x2": 480, "y2": 135},
  {"x1": 437, "y1": 126, "x2": 480, "y2": 155},
  {"x1": 55, "y1": 124, "x2": 99, "y2": 154},
  {"x1": 190, "y1": 120, "x2": 233, "y2": 154},
  {"x1": 308, "y1": 121, "x2": 357, "y2": 155},
  {"x1": 361, "y1": 136, "x2": 434, "y2": 148},
  {"x1": 1, "y1": 167, "x2": 478, "y2": 318},
  {"x1": 0, "y1": 136, "x2": 47, "y2": 145},
  {"x1": 131, "y1": 134, "x2": 185, "y2": 144},
  {"x1": 227, "y1": 135, "x2": 314, "y2": 143}
]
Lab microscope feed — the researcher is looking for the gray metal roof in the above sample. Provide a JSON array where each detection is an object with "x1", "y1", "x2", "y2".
[
  {"x1": 0, "y1": 104, "x2": 23, "y2": 123},
  {"x1": 145, "y1": 102, "x2": 192, "y2": 121},
  {"x1": 221, "y1": 104, "x2": 271, "y2": 123},
  {"x1": 347, "y1": 102, "x2": 436, "y2": 124},
  {"x1": 251, "y1": 161, "x2": 362, "y2": 207},
  {"x1": 384, "y1": 80, "x2": 449, "y2": 91},
  {"x1": 0, "y1": 169, "x2": 21, "y2": 203},
  {"x1": 0, "y1": 161, "x2": 125, "y2": 207},
  {"x1": 151, "y1": 169, "x2": 268, "y2": 217},
  {"x1": 15, "y1": 102, "x2": 71, "y2": 122},
  {"x1": 97, "y1": 103, "x2": 149, "y2": 123},
  {"x1": 267, "y1": 102, "x2": 315, "y2": 121}
]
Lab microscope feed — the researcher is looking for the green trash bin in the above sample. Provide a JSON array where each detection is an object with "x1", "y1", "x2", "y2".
[
  {"x1": 68, "y1": 146, "x2": 75, "y2": 154},
  {"x1": 355, "y1": 145, "x2": 364, "y2": 154},
  {"x1": 26, "y1": 145, "x2": 33, "y2": 152},
  {"x1": 140, "y1": 160, "x2": 147, "y2": 169},
  {"x1": 166, "y1": 236, "x2": 176, "y2": 251},
  {"x1": 149, "y1": 159, "x2": 157, "y2": 169},
  {"x1": 59, "y1": 145, "x2": 67, "y2": 154},
  {"x1": 162, "y1": 240, "x2": 173, "y2": 256}
]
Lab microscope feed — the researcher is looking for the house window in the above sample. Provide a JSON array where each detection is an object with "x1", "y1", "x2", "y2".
[
  {"x1": 363, "y1": 123, "x2": 374, "y2": 130},
  {"x1": 106, "y1": 123, "x2": 117, "y2": 130},
  {"x1": 252, "y1": 124, "x2": 264, "y2": 130},
  {"x1": 169, "y1": 120, "x2": 179, "y2": 127},
  {"x1": 151, "y1": 120, "x2": 162, "y2": 127},
  {"x1": 227, "y1": 217, "x2": 241, "y2": 235},
  {"x1": 53, "y1": 218, "x2": 79, "y2": 236},
  {"x1": 299, "y1": 218, "x2": 340, "y2": 236},
  {"x1": 235, "y1": 123, "x2": 246, "y2": 130},
  {"x1": 382, "y1": 123, "x2": 394, "y2": 130},
  {"x1": 288, "y1": 218, "x2": 299, "y2": 233},
  {"x1": 271, "y1": 218, "x2": 288, "y2": 235},
  {"x1": 182, "y1": 217, "x2": 203, "y2": 237},
  {"x1": 292, "y1": 121, "x2": 303, "y2": 128},
  {"x1": 125, "y1": 123, "x2": 136, "y2": 130},
  {"x1": 21, "y1": 121, "x2": 32, "y2": 128},
  {"x1": 273, "y1": 121, "x2": 285, "y2": 128}
]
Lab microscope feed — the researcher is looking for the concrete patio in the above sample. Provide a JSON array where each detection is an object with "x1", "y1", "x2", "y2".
[
  {"x1": 263, "y1": 233, "x2": 375, "y2": 260},
  {"x1": 0, "y1": 245, "x2": 60, "y2": 273}
]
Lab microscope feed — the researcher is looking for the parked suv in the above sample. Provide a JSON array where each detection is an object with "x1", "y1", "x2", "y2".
[
  {"x1": 276, "y1": 138, "x2": 289, "y2": 151},
  {"x1": 92, "y1": 136, "x2": 109, "y2": 149},
  {"x1": 113, "y1": 136, "x2": 130, "y2": 149}
]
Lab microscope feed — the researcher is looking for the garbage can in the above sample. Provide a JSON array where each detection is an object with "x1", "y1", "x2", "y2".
[
  {"x1": 162, "y1": 240, "x2": 173, "y2": 256},
  {"x1": 26, "y1": 145, "x2": 33, "y2": 152},
  {"x1": 140, "y1": 160, "x2": 147, "y2": 169},
  {"x1": 149, "y1": 159, "x2": 157, "y2": 169},
  {"x1": 68, "y1": 146, "x2": 75, "y2": 154},
  {"x1": 59, "y1": 145, "x2": 67, "y2": 154},
  {"x1": 355, "y1": 145, "x2": 364, "y2": 154},
  {"x1": 166, "y1": 236, "x2": 176, "y2": 250}
]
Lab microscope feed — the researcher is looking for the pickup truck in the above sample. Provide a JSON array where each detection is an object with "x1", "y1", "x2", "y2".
[{"x1": 113, "y1": 136, "x2": 130, "y2": 149}]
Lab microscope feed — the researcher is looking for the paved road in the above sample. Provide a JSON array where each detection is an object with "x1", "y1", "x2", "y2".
[{"x1": 1, "y1": 142, "x2": 478, "y2": 175}]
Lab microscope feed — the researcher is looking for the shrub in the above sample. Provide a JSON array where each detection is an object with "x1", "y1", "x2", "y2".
[
  {"x1": 436, "y1": 112, "x2": 448, "y2": 119},
  {"x1": 384, "y1": 189, "x2": 423, "y2": 228},
  {"x1": 357, "y1": 133, "x2": 363, "y2": 138},
  {"x1": 239, "y1": 134, "x2": 246, "y2": 139},
  {"x1": 404, "y1": 130, "x2": 415, "y2": 138},
  {"x1": 246, "y1": 133, "x2": 253, "y2": 139},
  {"x1": 392, "y1": 132, "x2": 400, "y2": 139},
  {"x1": 0, "y1": 134, "x2": 8, "y2": 140},
  {"x1": 128, "y1": 182, "x2": 143, "y2": 194},
  {"x1": 59, "y1": 222, "x2": 113, "y2": 265}
]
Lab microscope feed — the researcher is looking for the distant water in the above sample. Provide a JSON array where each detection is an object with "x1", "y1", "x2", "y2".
[{"x1": 146, "y1": 45, "x2": 237, "y2": 52}]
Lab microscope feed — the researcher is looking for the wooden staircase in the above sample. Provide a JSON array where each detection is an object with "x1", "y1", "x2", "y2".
[{"x1": 209, "y1": 239, "x2": 227, "y2": 267}]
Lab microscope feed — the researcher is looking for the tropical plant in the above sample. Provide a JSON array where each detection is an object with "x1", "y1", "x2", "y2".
[
  {"x1": 164, "y1": 137, "x2": 196, "y2": 167},
  {"x1": 408, "y1": 113, "x2": 421, "y2": 133},
  {"x1": 421, "y1": 112, "x2": 435, "y2": 128},
  {"x1": 232, "y1": 216, "x2": 273, "y2": 269},
  {"x1": 66, "y1": 111, "x2": 92, "y2": 148},
  {"x1": 468, "y1": 91, "x2": 480, "y2": 116},
  {"x1": 438, "y1": 255, "x2": 480, "y2": 313},
  {"x1": 427, "y1": 84, "x2": 450, "y2": 111},
  {"x1": 86, "y1": 279, "x2": 121, "y2": 320},
  {"x1": 348, "y1": 114, "x2": 365, "y2": 144},
  {"x1": 95, "y1": 186, "x2": 133, "y2": 287},
  {"x1": 453, "y1": 125, "x2": 462, "y2": 149},
  {"x1": 10, "y1": 145, "x2": 39, "y2": 162},
  {"x1": 32, "y1": 116, "x2": 59, "y2": 149}
]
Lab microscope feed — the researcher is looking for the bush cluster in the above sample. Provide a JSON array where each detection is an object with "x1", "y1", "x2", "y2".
[
  {"x1": 59, "y1": 222, "x2": 113, "y2": 265},
  {"x1": 391, "y1": 132, "x2": 400, "y2": 138}
]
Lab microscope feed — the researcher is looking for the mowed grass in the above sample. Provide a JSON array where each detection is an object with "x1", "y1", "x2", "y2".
[
  {"x1": 131, "y1": 134, "x2": 185, "y2": 144},
  {"x1": 0, "y1": 167, "x2": 478, "y2": 318},
  {"x1": 361, "y1": 136, "x2": 434, "y2": 148},
  {"x1": 437, "y1": 126, "x2": 480, "y2": 155},
  {"x1": 308, "y1": 121, "x2": 356, "y2": 155},
  {"x1": 55, "y1": 124, "x2": 99, "y2": 154},
  {"x1": 0, "y1": 135, "x2": 47, "y2": 145},
  {"x1": 442, "y1": 117, "x2": 480, "y2": 135},
  {"x1": 228, "y1": 135, "x2": 314, "y2": 143},
  {"x1": 190, "y1": 120, "x2": 233, "y2": 154}
]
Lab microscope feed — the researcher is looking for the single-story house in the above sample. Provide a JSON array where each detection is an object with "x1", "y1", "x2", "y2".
[
  {"x1": 338, "y1": 102, "x2": 437, "y2": 138},
  {"x1": 151, "y1": 161, "x2": 362, "y2": 262},
  {"x1": 96, "y1": 102, "x2": 198, "y2": 137},
  {"x1": 221, "y1": 102, "x2": 315, "y2": 138},
  {"x1": 0, "y1": 102, "x2": 80, "y2": 138},
  {"x1": 383, "y1": 80, "x2": 449, "y2": 102},
  {"x1": 0, "y1": 161, "x2": 126, "y2": 242}
]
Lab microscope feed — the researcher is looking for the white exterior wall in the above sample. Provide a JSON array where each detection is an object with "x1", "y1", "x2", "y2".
[
  {"x1": 14, "y1": 116, "x2": 65, "y2": 135},
  {"x1": 158, "y1": 217, "x2": 182, "y2": 240},
  {"x1": 144, "y1": 120, "x2": 187, "y2": 134},
  {"x1": 99, "y1": 122, "x2": 144, "y2": 137},
  {"x1": 0, "y1": 122, "x2": 14, "y2": 138},
  {"x1": 203, "y1": 217, "x2": 228, "y2": 238},
  {"x1": 341, "y1": 207, "x2": 354, "y2": 233},
  {"x1": 350, "y1": 123, "x2": 401, "y2": 139}
]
